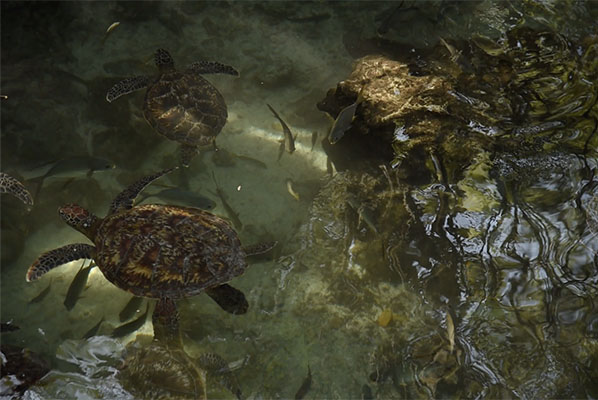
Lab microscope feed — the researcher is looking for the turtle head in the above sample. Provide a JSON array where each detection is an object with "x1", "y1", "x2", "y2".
[
  {"x1": 59, "y1": 204, "x2": 98, "y2": 238},
  {"x1": 155, "y1": 48, "x2": 175, "y2": 72}
]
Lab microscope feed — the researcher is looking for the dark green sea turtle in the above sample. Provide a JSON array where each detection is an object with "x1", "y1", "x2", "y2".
[
  {"x1": 0, "y1": 172, "x2": 33, "y2": 205},
  {"x1": 106, "y1": 49, "x2": 239, "y2": 166},
  {"x1": 26, "y1": 168, "x2": 275, "y2": 340}
]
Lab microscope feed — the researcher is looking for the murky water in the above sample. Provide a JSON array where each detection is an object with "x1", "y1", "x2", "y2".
[{"x1": 1, "y1": 1, "x2": 597, "y2": 399}]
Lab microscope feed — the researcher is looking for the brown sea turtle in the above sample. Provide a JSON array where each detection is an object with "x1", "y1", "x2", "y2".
[
  {"x1": 0, "y1": 172, "x2": 33, "y2": 205},
  {"x1": 105, "y1": 49, "x2": 239, "y2": 166},
  {"x1": 120, "y1": 339, "x2": 243, "y2": 400},
  {"x1": 25, "y1": 168, "x2": 275, "y2": 341}
]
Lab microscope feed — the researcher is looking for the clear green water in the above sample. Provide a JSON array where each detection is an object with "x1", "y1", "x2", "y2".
[{"x1": 1, "y1": 1, "x2": 597, "y2": 399}]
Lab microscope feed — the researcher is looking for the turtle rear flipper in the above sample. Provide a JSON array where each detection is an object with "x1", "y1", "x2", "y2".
[
  {"x1": 105, "y1": 75, "x2": 151, "y2": 102},
  {"x1": 243, "y1": 241, "x2": 277, "y2": 256},
  {"x1": 109, "y1": 168, "x2": 176, "y2": 215},
  {"x1": 152, "y1": 298, "x2": 182, "y2": 345},
  {"x1": 198, "y1": 353, "x2": 243, "y2": 400},
  {"x1": 0, "y1": 172, "x2": 33, "y2": 205},
  {"x1": 205, "y1": 284, "x2": 248, "y2": 314},
  {"x1": 180, "y1": 144, "x2": 200, "y2": 167},
  {"x1": 26, "y1": 244, "x2": 95, "y2": 282},
  {"x1": 186, "y1": 61, "x2": 239, "y2": 76}
]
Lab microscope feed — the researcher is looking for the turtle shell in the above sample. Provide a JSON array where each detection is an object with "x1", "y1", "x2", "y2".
[
  {"x1": 120, "y1": 340, "x2": 207, "y2": 400},
  {"x1": 94, "y1": 204, "x2": 246, "y2": 299},
  {"x1": 143, "y1": 70, "x2": 227, "y2": 147}
]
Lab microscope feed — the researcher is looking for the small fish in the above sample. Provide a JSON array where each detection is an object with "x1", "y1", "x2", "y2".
[
  {"x1": 111, "y1": 304, "x2": 149, "y2": 338},
  {"x1": 0, "y1": 94, "x2": 8, "y2": 99},
  {"x1": 346, "y1": 194, "x2": 378, "y2": 234},
  {"x1": 212, "y1": 148, "x2": 267, "y2": 169},
  {"x1": 295, "y1": 364, "x2": 312, "y2": 400},
  {"x1": 286, "y1": 12, "x2": 331, "y2": 23},
  {"x1": 25, "y1": 156, "x2": 115, "y2": 201},
  {"x1": 328, "y1": 89, "x2": 364, "y2": 144},
  {"x1": 138, "y1": 187, "x2": 216, "y2": 210},
  {"x1": 446, "y1": 309, "x2": 455, "y2": 353},
  {"x1": 82, "y1": 316, "x2": 104, "y2": 339},
  {"x1": 102, "y1": 22, "x2": 120, "y2": 45},
  {"x1": 29, "y1": 280, "x2": 52, "y2": 304},
  {"x1": 0, "y1": 321, "x2": 19, "y2": 333},
  {"x1": 25, "y1": 156, "x2": 115, "y2": 181},
  {"x1": 326, "y1": 156, "x2": 335, "y2": 177},
  {"x1": 236, "y1": 154, "x2": 268, "y2": 169},
  {"x1": 439, "y1": 37, "x2": 460, "y2": 62},
  {"x1": 64, "y1": 261, "x2": 95, "y2": 311},
  {"x1": 267, "y1": 103, "x2": 296, "y2": 154},
  {"x1": 119, "y1": 296, "x2": 145, "y2": 322},
  {"x1": 311, "y1": 131, "x2": 318, "y2": 151},
  {"x1": 286, "y1": 178, "x2": 300, "y2": 201},
  {"x1": 105, "y1": 21, "x2": 120, "y2": 34},
  {"x1": 211, "y1": 172, "x2": 243, "y2": 230},
  {"x1": 439, "y1": 37, "x2": 474, "y2": 73}
]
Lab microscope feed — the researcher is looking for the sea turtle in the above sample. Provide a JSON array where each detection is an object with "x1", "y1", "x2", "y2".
[
  {"x1": 105, "y1": 49, "x2": 239, "y2": 166},
  {"x1": 1, "y1": 172, "x2": 33, "y2": 205},
  {"x1": 26, "y1": 168, "x2": 275, "y2": 342},
  {"x1": 120, "y1": 339, "x2": 243, "y2": 400}
]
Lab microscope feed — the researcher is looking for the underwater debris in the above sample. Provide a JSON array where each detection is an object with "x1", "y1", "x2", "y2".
[{"x1": 377, "y1": 308, "x2": 393, "y2": 327}]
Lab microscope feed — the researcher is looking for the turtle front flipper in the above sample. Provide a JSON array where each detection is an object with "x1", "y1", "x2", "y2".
[
  {"x1": 0, "y1": 172, "x2": 33, "y2": 205},
  {"x1": 105, "y1": 75, "x2": 151, "y2": 102},
  {"x1": 186, "y1": 61, "x2": 239, "y2": 77},
  {"x1": 243, "y1": 241, "x2": 277, "y2": 256},
  {"x1": 205, "y1": 284, "x2": 248, "y2": 315},
  {"x1": 198, "y1": 353, "x2": 243, "y2": 400},
  {"x1": 26, "y1": 244, "x2": 95, "y2": 282},
  {"x1": 109, "y1": 168, "x2": 177, "y2": 215},
  {"x1": 152, "y1": 297, "x2": 182, "y2": 346}
]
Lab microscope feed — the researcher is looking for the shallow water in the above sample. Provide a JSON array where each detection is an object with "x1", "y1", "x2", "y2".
[{"x1": 1, "y1": 1, "x2": 597, "y2": 399}]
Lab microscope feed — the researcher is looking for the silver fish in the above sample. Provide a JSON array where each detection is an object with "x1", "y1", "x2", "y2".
[
  {"x1": 24, "y1": 156, "x2": 115, "y2": 181},
  {"x1": 111, "y1": 304, "x2": 149, "y2": 338},
  {"x1": 138, "y1": 187, "x2": 216, "y2": 210},
  {"x1": 267, "y1": 103, "x2": 296, "y2": 154},
  {"x1": 328, "y1": 90, "x2": 364, "y2": 144},
  {"x1": 119, "y1": 296, "x2": 145, "y2": 322},
  {"x1": 64, "y1": 261, "x2": 95, "y2": 311}
]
